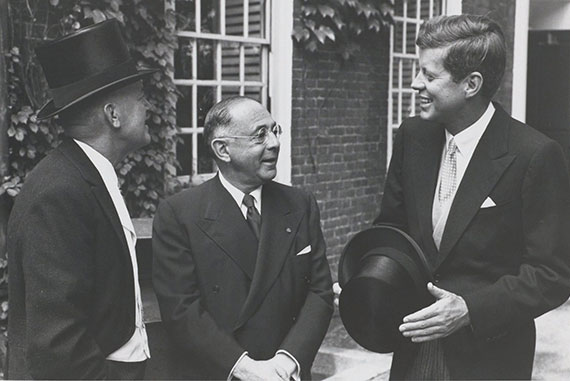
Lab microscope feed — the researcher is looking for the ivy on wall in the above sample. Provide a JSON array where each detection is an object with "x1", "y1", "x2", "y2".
[
  {"x1": 1, "y1": 0, "x2": 180, "y2": 217},
  {"x1": 293, "y1": 0, "x2": 395, "y2": 60}
]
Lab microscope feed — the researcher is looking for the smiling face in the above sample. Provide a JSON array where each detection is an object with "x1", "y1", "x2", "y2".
[
  {"x1": 412, "y1": 47, "x2": 468, "y2": 126},
  {"x1": 221, "y1": 99, "x2": 280, "y2": 192}
]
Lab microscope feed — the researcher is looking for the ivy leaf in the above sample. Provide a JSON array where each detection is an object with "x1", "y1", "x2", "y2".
[
  {"x1": 317, "y1": 5, "x2": 335, "y2": 18},
  {"x1": 49, "y1": 0, "x2": 59, "y2": 6},
  {"x1": 15, "y1": 129, "x2": 25, "y2": 142},
  {"x1": 292, "y1": 25, "x2": 311, "y2": 42},
  {"x1": 303, "y1": 5, "x2": 317, "y2": 16},
  {"x1": 306, "y1": 40, "x2": 319, "y2": 52}
]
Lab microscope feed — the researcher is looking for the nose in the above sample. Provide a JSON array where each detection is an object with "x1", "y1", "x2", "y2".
[
  {"x1": 411, "y1": 72, "x2": 424, "y2": 91},
  {"x1": 266, "y1": 129, "x2": 280, "y2": 150}
]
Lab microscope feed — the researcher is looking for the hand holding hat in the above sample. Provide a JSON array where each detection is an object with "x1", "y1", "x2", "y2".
[{"x1": 399, "y1": 282, "x2": 470, "y2": 343}]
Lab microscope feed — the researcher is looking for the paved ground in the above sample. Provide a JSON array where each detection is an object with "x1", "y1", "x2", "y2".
[{"x1": 315, "y1": 299, "x2": 570, "y2": 380}]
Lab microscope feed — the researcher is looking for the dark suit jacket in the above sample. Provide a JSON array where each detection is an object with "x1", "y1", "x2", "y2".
[
  {"x1": 7, "y1": 139, "x2": 136, "y2": 379},
  {"x1": 375, "y1": 104, "x2": 570, "y2": 379},
  {"x1": 152, "y1": 176, "x2": 333, "y2": 380}
]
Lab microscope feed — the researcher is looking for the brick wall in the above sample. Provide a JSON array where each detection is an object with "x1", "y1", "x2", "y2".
[
  {"x1": 291, "y1": 7, "x2": 391, "y2": 278},
  {"x1": 462, "y1": 0, "x2": 516, "y2": 114}
]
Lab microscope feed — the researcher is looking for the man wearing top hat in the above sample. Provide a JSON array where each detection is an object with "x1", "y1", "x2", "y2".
[
  {"x1": 371, "y1": 14, "x2": 570, "y2": 379},
  {"x1": 7, "y1": 19, "x2": 156, "y2": 379}
]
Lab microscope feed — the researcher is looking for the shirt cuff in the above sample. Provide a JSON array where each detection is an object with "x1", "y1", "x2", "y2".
[
  {"x1": 227, "y1": 351, "x2": 248, "y2": 381},
  {"x1": 276, "y1": 349, "x2": 300, "y2": 381}
]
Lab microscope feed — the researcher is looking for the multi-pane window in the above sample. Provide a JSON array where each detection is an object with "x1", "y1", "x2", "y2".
[
  {"x1": 172, "y1": 0, "x2": 270, "y2": 184},
  {"x1": 387, "y1": 0, "x2": 442, "y2": 162}
]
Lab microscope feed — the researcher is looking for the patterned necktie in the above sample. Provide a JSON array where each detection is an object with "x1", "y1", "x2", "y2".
[
  {"x1": 242, "y1": 194, "x2": 261, "y2": 240},
  {"x1": 438, "y1": 138, "x2": 458, "y2": 202}
]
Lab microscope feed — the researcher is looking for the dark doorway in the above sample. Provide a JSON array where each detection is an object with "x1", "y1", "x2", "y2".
[{"x1": 526, "y1": 31, "x2": 570, "y2": 164}]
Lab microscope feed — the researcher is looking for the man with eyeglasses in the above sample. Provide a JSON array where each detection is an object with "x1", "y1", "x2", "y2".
[{"x1": 152, "y1": 96, "x2": 333, "y2": 380}]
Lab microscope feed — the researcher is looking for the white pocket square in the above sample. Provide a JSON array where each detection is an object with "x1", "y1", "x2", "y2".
[
  {"x1": 296, "y1": 245, "x2": 311, "y2": 256},
  {"x1": 480, "y1": 197, "x2": 496, "y2": 208}
]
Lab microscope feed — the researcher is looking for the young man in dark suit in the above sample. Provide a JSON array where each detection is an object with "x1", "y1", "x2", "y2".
[
  {"x1": 152, "y1": 96, "x2": 334, "y2": 380},
  {"x1": 375, "y1": 14, "x2": 570, "y2": 379},
  {"x1": 8, "y1": 19, "x2": 155, "y2": 379}
]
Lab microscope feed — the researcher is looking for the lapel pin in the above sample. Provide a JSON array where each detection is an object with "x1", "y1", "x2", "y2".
[{"x1": 286, "y1": 227, "x2": 292, "y2": 233}]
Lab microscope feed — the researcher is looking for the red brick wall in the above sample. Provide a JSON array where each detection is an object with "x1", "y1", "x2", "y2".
[
  {"x1": 291, "y1": 6, "x2": 391, "y2": 277},
  {"x1": 462, "y1": 0, "x2": 516, "y2": 113}
]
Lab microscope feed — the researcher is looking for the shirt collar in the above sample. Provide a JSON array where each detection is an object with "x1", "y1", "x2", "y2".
[
  {"x1": 446, "y1": 102, "x2": 495, "y2": 158},
  {"x1": 218, "y1": 171, "x2": 263, "y2": 212},
  {"x1": 73, "y1": 139, "x2": 118, "y2": 190}
]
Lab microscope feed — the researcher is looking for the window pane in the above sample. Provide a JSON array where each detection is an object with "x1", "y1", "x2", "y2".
[
  {"x1": 244, "y1": 44, "x2": 262, "y2": 82},
  {"x1": 248, "y1": 0, "x2": 265, "y2": 38},
  {"x1": 197, "y1": 86, "x2": 216, "y2": 126},
  {"x1": 406, "y1": 22, "x2": 418, "y2": 54},
  {"x1": 221, "y1": 41, "x2": 241, "y2": 81},
  {"x1": 392, "y1": 93, "x2": 400, "y2": 125},
  {"x1": 202, "y1": 0, "x2": 219, "y2": 34},
  {"x1": 176, "y1": 134, "x2": 193, "y2": 176},
  {"x1": 176, "y1": 86, "x2": 193, "y2": 127},
  {"x1": 198, "y1": 133, "x2": 215, "y2": 173},
  {"x1": 225, "y1": 0, "x2": 244, "y2": 36},
  {"x1": 176, "y1": 0, "x2": 196, "y2": 31},
  {"x1": 403, "y1": 92, "x2": 415, "y2": 118},
  {"x1": 175, "y1": 38, "x2": 193, "y2": 79},
  {"x1": 197, "y1": 39, "x2": 215, "y2": 80},
  {"x1": 403, "y1": 59, "x2": 416, "y2": 88},
  {"x1": 394, "y1": 23, "x2": 403, "y2": 54}
]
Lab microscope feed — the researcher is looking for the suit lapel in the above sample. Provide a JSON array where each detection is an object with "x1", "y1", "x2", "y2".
[
  {"x1": 196, "y1": 176, "x2": 258, "y2": 279},
  {"x1": 411, "y1": 122, "x2": 445, "y2": 261},
  {"x1": 234, "y1": 182, "x2": 303, "y2": 331},
  {"x1": 57, "y1": 139, "x2": 129, "y2": 257},
  {"x1": 436, "y1": 106, "x2": 516, "y2": 268}
]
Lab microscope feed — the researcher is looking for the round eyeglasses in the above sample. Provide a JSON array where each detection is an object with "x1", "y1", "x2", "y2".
[{"x1": 216, "y1": 124, "x2": 283, "y2": 145}]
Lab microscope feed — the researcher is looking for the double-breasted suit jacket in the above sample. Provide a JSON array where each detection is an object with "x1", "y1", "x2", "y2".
[
  {"x1": 152, "y1": 176, "x2": 333, "y2": 380},
  {"x1": 375, "y1": 104, "x2": 570, "y2": 379},
  {"x1": 7, "y1": 139, "x2": 137, "y2": 379}
]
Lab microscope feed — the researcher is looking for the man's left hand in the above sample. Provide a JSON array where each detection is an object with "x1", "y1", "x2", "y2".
[{"x1": 399, "y1": 282, "x2": 470, "y2": 343}]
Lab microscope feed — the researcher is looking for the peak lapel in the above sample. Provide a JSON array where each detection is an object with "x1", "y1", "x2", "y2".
[
  {"x1": 196, "y1": 177, "x2": 258, "y2": 280},
  {"x1": 234, "y1": 183, "x2": 303, "y2": 331},
  {"x1": 411, "y1": 123, "x2": 445, "y2": 260},
  {"x1": 58, "y1": 139, "x2": 129, "y2": 257},
  {"x1": 436, "y1": 108, "x2": 516, "y2": 268}
]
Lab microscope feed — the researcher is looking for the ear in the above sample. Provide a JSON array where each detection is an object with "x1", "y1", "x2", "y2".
[
  {"x1": 211, "y1": 139, "x2": 231, "y2": 163},
  {"x1": 464, "y1": 72, "x2": 483, "y2": 99},
  {"x1": 103, "y1": 103, "x2": 121, "y2": 128}
]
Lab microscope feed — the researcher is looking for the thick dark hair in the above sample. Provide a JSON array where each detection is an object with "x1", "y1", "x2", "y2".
[
  {"x1": 416, "y1": 14, "x2": 506, "y2": 99},
  {"x1": 203, "y1": 95, "x2": 255, "y2": 157}
]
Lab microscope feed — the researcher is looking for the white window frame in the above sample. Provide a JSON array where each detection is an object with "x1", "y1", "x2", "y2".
[
  {"x1": 386, "y1": 0, "x2": 460, "y2": 167},
  {"x1": 167, "y1": 0, "x2": 293, "y2": 185}
]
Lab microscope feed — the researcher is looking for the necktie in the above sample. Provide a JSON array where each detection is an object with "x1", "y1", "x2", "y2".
[
  {"x1": 438, "y1": 138, "x2": 458, "y2": 202},
  {"x1": 242, "y1": 194, "x2": 261, "y2": 240}
]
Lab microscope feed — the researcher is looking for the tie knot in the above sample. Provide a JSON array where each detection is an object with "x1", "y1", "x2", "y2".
[{"x1": 242, "y1": 194, "x2": 256, "y2": 208}]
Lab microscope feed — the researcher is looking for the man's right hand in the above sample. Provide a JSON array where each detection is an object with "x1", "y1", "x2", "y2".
[{"x1": 232, "y1": 355, "x2": 290, "y2": 381}]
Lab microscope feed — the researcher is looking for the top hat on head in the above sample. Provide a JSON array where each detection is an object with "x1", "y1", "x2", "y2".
[
  {"x1": 338, "y1": 225, "x2": 434, "y2": 353},
  {"x1": 35, "y1": 18, "x2": 158, "y2": 120}
]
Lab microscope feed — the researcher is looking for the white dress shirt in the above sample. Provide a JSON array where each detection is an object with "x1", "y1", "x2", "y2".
[
  {"x1": 218, "y1": 172, "x2": 300, "y2": 381},
  {"x1": 74, "y1": 139, "x2": 150, "y2": 362},
  {"x1": 432, "y1": 103, "x2": 496, "y2": 249}
]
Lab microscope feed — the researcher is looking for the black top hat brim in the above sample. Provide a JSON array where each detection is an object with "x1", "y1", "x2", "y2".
[
  {"x1": 36, "y1": 68, "x2": 157, "y2": 120},
  {"x1": 338, "y1": 225, "x2": 434, "y2": 353}
]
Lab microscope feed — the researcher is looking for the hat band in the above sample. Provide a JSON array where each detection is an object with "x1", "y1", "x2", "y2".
[{"x1": 50, "y1": 59, "x2": 138, "y2": 108}]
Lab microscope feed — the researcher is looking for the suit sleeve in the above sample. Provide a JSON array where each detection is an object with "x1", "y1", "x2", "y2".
[
  {"x1": 463, "y1": 139, "x2": 570, "y2": 338},
  {"x1": 152, "y1": 199, "x2": 245, "y2": 379},
  {"x1": 17, "y1": 186, "x2": 108, "y2": 379},
  {"x1": 279, "y1": 192, "x2": 334, "y2": 373},
  {"x1": 374, "y1": 124, "x2": 408, "y2": 230}
]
